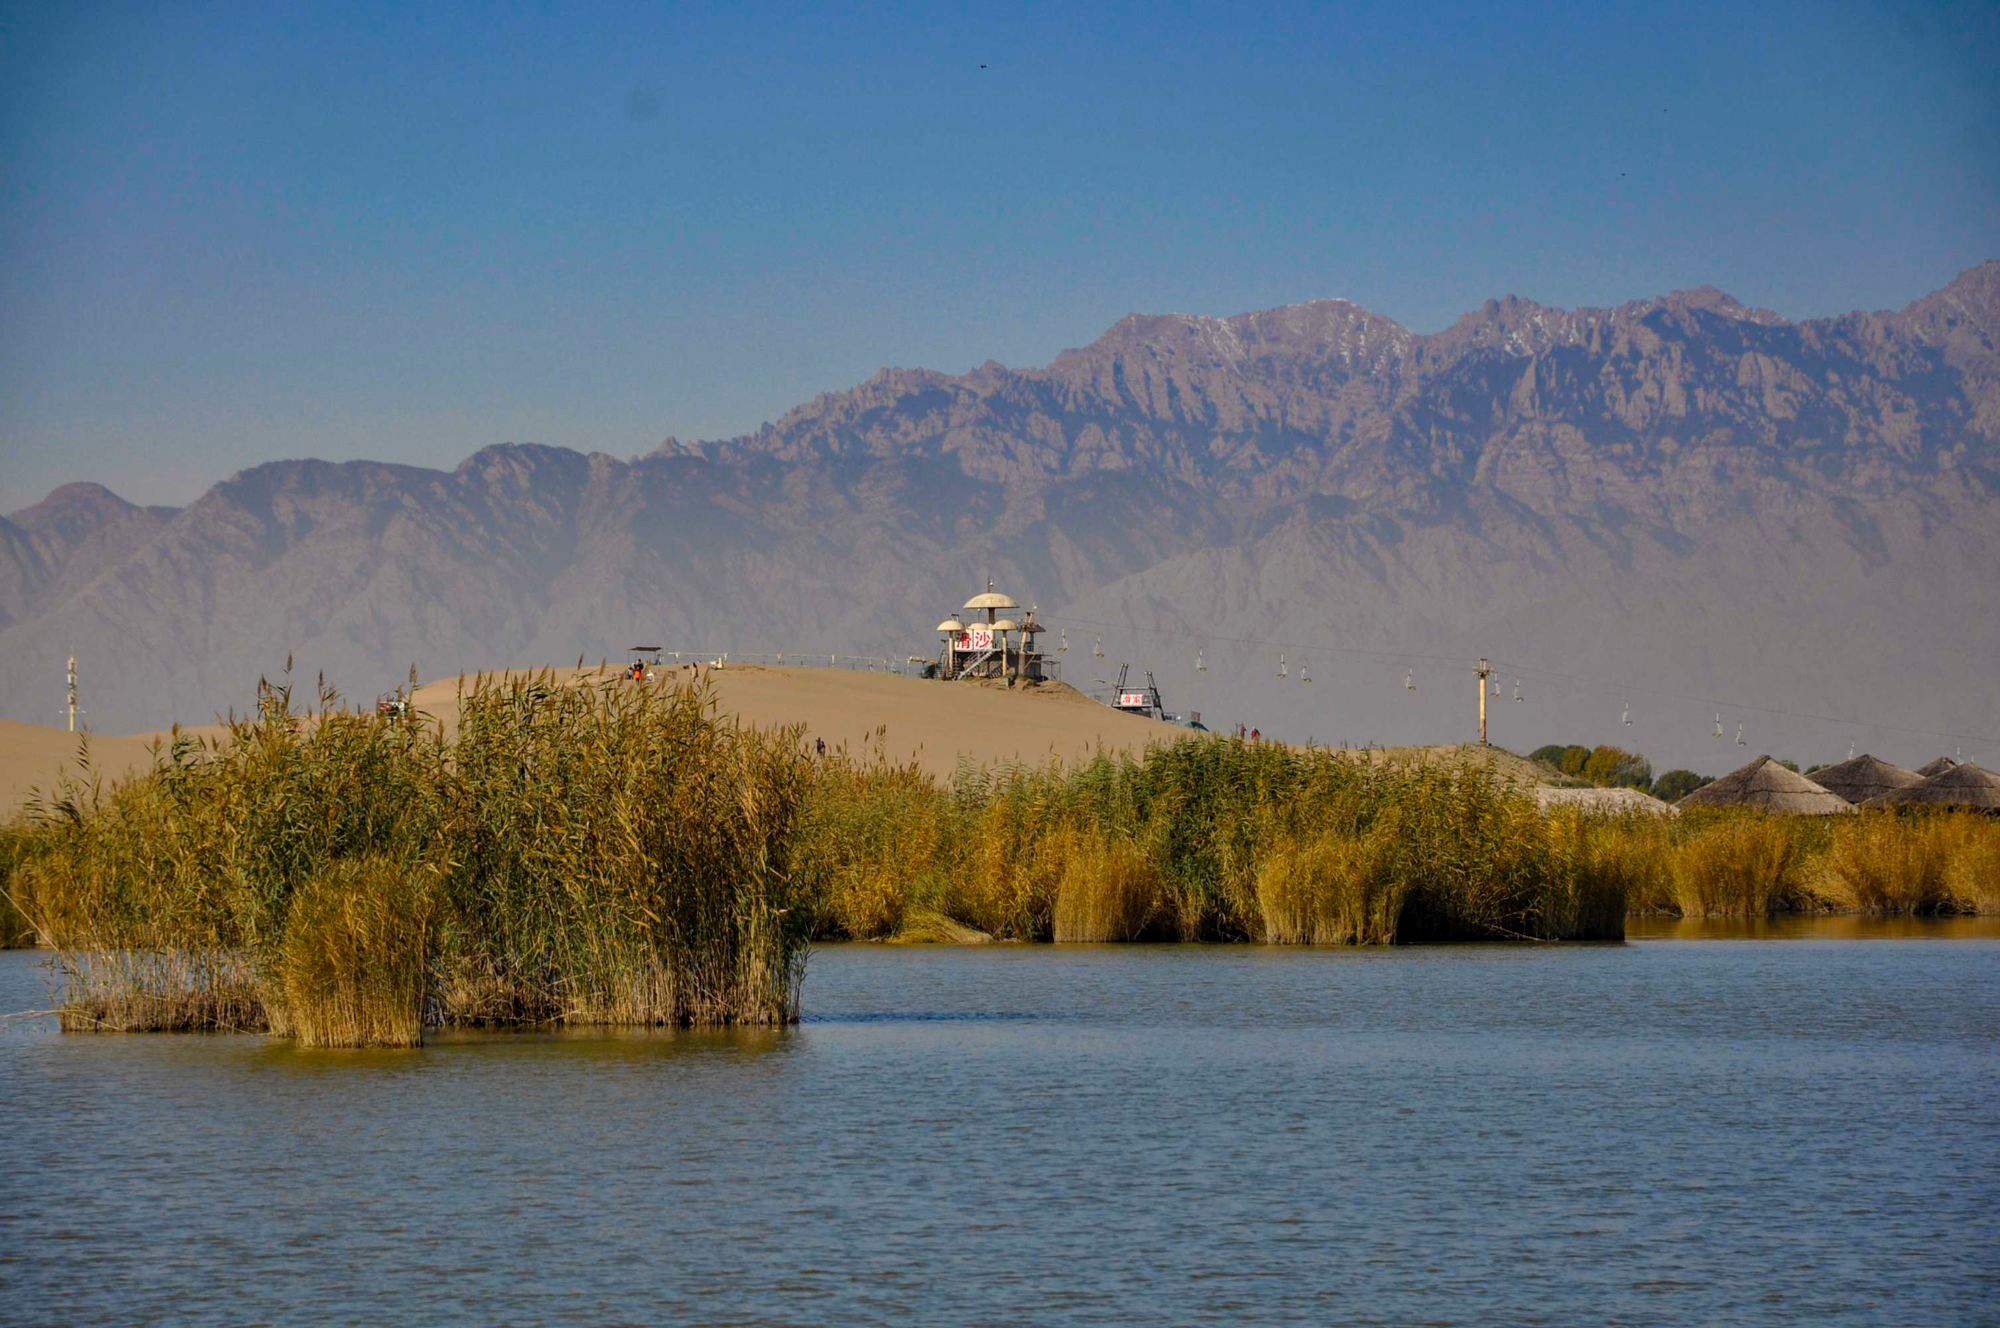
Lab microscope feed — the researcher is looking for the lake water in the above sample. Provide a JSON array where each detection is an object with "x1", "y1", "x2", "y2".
[{"x1": 2, "y1": 925, "x2": 1996, "y2": 1326}]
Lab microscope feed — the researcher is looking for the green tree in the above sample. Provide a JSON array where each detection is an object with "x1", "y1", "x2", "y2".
[
  {"x1": 1653, "y1": 769, "x2": 1705, "y2": 802},
  {"x1": 1580, "y1": 745, "x2": 1653, "y2": 791},
  {"x1": 1529, "y1": 744, "x2": 1571, "y2": 770}
]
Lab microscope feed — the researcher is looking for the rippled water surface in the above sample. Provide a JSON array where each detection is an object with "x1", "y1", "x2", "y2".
[{"x1": 2, "y1": 926, "x2": 1996, "y2": 1326}]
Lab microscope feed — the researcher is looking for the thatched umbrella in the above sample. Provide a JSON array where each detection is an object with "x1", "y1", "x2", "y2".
[
  {"x1": 1675, "y1": 755, "x2": 1855, "y2": 814},
  {"x1": 1808, "y1": 753, "x2": 1922, "y2": 805},
  {"x1": 1863, "y1": 762, "x2": 2000, "y2": 812},
  {"x1": 1916, "y1": 756, "x2": 1959, "y2": 778}
]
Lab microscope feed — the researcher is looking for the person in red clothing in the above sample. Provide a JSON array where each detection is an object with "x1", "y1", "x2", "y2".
[{"x1": 1250, "y1": 727, "x2": 1260, "y2": 743}]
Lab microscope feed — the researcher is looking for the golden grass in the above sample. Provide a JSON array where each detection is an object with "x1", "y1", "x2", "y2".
[
  {"x1": 1661, "y1": 813, "x2": 1817, "y2": 918},
  {"x1": 1940, "y1": 816, "x2": 2000, "y2": 912},
  {"x1": 1052, "y1": 827, "x2": 1166, "y2": 942},
  {"x1": 1256, "y1": 822, "x2": 1403, "y2": 944},
  {"x1": 18, "y1": 671, "x2": 815, "y2": 1044},
  {"x1": 21, "y1": 670, "x2": 1995, "y2": 1050},
  {"x1": 0, "y1": 822, "x2": 38, "y2": 947},
  {"x1": 1811, "y1": 811, "x2": 2000, "y2": 915},
  {"x1": 805, "y1": 741, "x2": 1630, "y2": 945},
  {"x1": 274, "y1": 858, "x2": 432, "y2": 1048}
]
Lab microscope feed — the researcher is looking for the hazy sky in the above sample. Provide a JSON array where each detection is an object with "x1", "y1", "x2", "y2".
[{"x1": 2, "y1": 0, "x2": 1996, "y2": 509}]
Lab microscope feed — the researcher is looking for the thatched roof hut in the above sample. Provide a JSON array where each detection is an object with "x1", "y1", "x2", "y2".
[
  {"x1": 1916, "y1": 756, "x2": 1959, "y2": 778},
  {"x1": 1675, "y1": 755, "x2": 1854, "y2": 815},
  {"x1": 1863, "y1": 762, "x2": 2000, "y2": 812},
  {"x1": 1808, "y1": 754, "x2": 1922, "y2": 805}
]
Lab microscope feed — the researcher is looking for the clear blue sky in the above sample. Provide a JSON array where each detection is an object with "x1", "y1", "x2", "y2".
[{"x1": 2, "y1": 0, "x2": 1996, "y2": 508}]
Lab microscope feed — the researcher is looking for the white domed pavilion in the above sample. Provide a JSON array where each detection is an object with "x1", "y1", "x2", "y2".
[{"x1": 934, "y1": 579, "x2": 1048, "y2": 683}]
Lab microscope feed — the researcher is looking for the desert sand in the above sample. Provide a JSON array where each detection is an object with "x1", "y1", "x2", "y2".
[
  {"x1": 404, "y1": 665, "x2": 1191, "y2": 777},
  {"x1": 2, "y1": 663, "x2": 1555, "y2": 814},
  {"x1": 0, "y1": 666, "x2": 1191, "y2": 812},
  {"x1": 0, "y1": 719, "x2": 212, "y2": 814}
]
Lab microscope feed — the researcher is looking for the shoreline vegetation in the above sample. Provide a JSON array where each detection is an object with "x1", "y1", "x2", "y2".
[{"x1": 2, "y1": 672, "x2": 1995, "y2": 1047}]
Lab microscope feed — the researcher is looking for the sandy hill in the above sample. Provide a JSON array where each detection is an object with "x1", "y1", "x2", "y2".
[
  {"x1": 407, "y1": 665, "x2": 1189, "y2": 778},
  {"x1": 2, "y1": 663, "x2": 1565, "y2": 815},
  {"x1": 1, "y1": 666, "x2": 1189, "y2": 811},
  {"x1": 0, "y1": 719, "x2": 202, "y2": 814}
]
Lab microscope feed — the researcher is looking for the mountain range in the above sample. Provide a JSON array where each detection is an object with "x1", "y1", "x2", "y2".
[{"x1": 5, "y1": 262, "x2": 1997, "y2": 771}]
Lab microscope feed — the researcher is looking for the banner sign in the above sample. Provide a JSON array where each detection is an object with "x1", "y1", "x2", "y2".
[
  {"x1": 954, "y1": 628, "x2": 995, "y2": 652},
  {"x1": 1117, "y1": 691, "x2": 1151, "y2": 708}
]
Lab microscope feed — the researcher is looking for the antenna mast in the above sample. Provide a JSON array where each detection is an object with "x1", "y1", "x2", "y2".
[
  {"x1": 67, "y1": 655, "x2": 78, "y2": 732},
  {"x1": 1476, "y1": 657, "x2": 1491, "y2": 746}
]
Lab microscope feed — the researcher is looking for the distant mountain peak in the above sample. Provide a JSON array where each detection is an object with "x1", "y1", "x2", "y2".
[
  {"x1": 1650, "y1": 285, "x2": 1778, "y2": 321},
  {"x1": 11, "y1": 481, "x2": 142, "y2": 523}
]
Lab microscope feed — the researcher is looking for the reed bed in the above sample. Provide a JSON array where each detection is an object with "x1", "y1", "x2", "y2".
[
  {"x1": 0, "y1": 822, "x2": 39, "y2": 947},
  {"x1": 802, "y1": 740, "x2": 1628, "y2": 945},
  {"x1": 1611, "y1": 808, "x2": 1998, "y2": 917},
  {"x1": 16, "y1": 690, "x2": 1997, "y2": 1049},
  {"x1": 15, "y1": 671, "x2": 815, "y2": 1044}
]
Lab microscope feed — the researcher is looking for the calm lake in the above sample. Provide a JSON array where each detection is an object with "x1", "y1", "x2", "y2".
[{"x1": 2, "y1": 924, "x2": 1996, "y2": 1326}]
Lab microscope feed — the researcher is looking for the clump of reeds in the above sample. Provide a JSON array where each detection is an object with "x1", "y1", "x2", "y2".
[
  {"x1": 1662, "y1": 811, "x2": 1817, "y2": 917},
  {"x1": 52, "y1": 948, "x2": 264, "y2": 1033},
  {"x1": 1939, "y1": 814, "x2": 2000, "y2": 913},
  {"x1": 274, "y1": 857, "x2": 433, "y2": 1047},
  {"x1": 1255, "y1": 821, "x2": 1403, "y2": 944},
  {"x1": 795, "y1": 738, "x2": 1632, "y2": 946},
  {"x1": 1809, "y1": 811, "x2": 2000, "y2": 915},
  {"x1": 21, "y1": 669, "x2": 816, "y2": 1044},
  {"x1": 1549, "y1": 810, "x2": 1672, "y2": 921},
  {"x1": 0, "y1": 821, "x2": 40, "y2": 947},
  {"x1": 793, "y1": 759, "x2": 960, "y2": 940},
  {"x1": 1052, "y1": 826, "x2": 1166, "y2": 942}
]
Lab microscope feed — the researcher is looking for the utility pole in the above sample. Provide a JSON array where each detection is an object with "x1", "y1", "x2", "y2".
[
  {"x1": 1476, "y1": 657, "x2": 1491, "y2": 746},
  {"x1": 67, "y1": 655, "x2": 78, "y2": 733}
]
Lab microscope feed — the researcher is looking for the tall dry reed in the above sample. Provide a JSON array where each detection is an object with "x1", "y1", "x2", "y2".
[
  {"x1": 18, "y1": 670, "x2": 815, "y2": 1043},
  {"x1": 274, "y1": 857, "x2": 433, "y2": 1047}
]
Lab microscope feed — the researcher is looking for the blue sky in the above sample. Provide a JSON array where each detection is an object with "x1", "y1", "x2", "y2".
[{"x1": 2, "y1": 0, "x2": 1996, "y2": 507}]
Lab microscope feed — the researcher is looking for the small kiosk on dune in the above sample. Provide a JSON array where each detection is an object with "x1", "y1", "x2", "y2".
[{"x1": 934, "y1": 581, "x2": 1048, "y2": 684}]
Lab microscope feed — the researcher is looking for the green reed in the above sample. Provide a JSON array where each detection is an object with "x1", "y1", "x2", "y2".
[
  {"x1": 802, "y1": 739, "x2": 1629, "y2": 945},
  {"x1": 17, "y1": 671, "x2": 815, "y2": 1042}
]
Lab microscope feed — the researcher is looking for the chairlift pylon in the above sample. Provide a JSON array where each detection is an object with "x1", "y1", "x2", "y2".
[
  {"x1": 1195, "y1": 647, "x2": 1206, "y2": 673},
  {"x1": 1621, "y1": 701, "x2": 1632, "y2": 726},
  {"x1": 1511, "y1": 679, "x2": 1522, "y2": 703},
  {"x1": 1404, "y1": 668, "x2": 1415, "y2": 692},
  {"x1": 1713, "y1": 712, "x2": 1724, "y2": 740},
  {"x1": 1277, "y1": 652, "x2": 1288, "y2": 680},
  {"x1": 1092, "y1": 636, "x2": 1104, "y2": 660},
  {"x1": 1300, "y1": 659, "x2": 1311, "y2": 685},
  {"x1": 1735, "y1": 721, "x2": 1746, "y2": 747},
  {"x1": 1059, "y1": 628, "x2": 1069, "y2": 654}
]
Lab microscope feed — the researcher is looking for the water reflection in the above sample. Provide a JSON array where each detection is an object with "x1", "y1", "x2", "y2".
[
  {"x1": 1627, "y1": 914, "x2": 2000, "y2": 941},
  {"x1": 2, "y1": 936, "x2": 1995, "y2": 1326}
]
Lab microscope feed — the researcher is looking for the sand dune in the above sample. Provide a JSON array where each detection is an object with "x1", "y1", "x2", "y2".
[
  {"x1": 2, "y1": 663, "x2": 1553, "y2": 815},
  {"x1": 0, "y1": 720, "x2": 182, "y2": 813},
  {"x1": 407, "y1": 665, "x2": 1191, "y2": 777},
  {"x1": 0, "y1": 666, "x2": 1190, "y2": 812}
]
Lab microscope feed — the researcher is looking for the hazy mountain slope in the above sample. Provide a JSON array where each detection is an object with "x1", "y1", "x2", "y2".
[
  {"x1": 3, "y1": 263, "x2": 1994, "y2": 768},
  {"x1": 0, "y1": 483, "x2": 179, "y2": 631}
]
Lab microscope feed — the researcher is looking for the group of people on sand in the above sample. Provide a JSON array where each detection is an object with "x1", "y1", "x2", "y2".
[
  {"x1": 624, "y1": 660, "x2": 717, "y2": 683},
  {"x1": 1233, "y1": 723, "x2": 1262, "y2": 742}
]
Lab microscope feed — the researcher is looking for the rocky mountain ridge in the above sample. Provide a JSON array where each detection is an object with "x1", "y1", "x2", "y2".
[{"x1": 4, "y1": 263, "x2": 1995, "y2": 768}]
